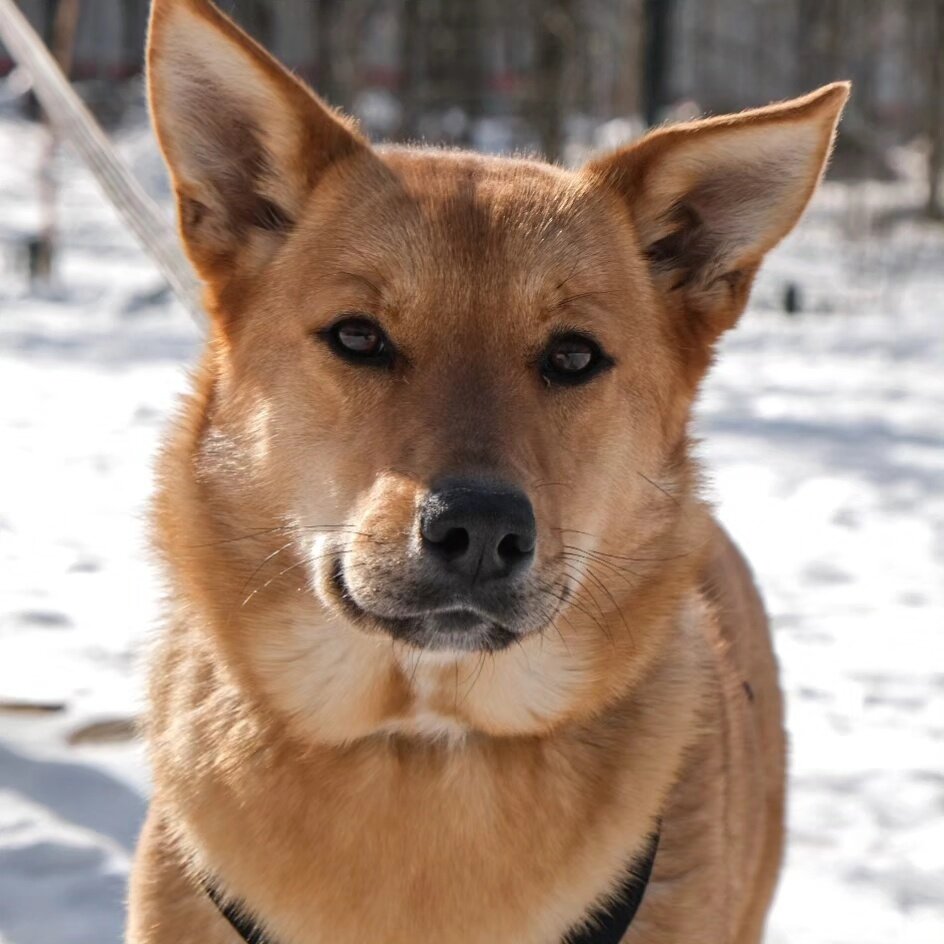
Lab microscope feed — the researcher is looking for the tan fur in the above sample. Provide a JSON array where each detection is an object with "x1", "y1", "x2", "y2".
[{"x1": 128, "y1": 2, "x2": 848, "y2": 941}]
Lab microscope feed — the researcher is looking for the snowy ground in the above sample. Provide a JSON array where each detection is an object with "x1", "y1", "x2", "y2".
[{"x1": 0, "y1": 110, "x2": 941, "y2": 944}]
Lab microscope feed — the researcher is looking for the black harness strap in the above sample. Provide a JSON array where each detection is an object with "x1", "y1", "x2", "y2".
[
  {"x1": 203, "y1": 831, "x2": 659, "y2": 944},
  {"x1": 204, "y1": 882, "x2": 269, "y2": 944},
  {"x1": 563, "y1": 831, "x2": 660, "y2": 944}
]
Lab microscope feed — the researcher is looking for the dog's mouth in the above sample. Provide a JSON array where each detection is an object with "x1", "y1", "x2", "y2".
[{"x1": 326, "y1": 558, "x2": 522, "y2": 653}]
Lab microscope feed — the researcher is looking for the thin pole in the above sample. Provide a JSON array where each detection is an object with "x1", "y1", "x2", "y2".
[{"x1": 0, "y1": 0, "x2": 203, "y2": 323}]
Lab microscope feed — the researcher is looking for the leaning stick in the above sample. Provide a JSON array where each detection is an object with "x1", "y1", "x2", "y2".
[{"x1": 0, "y1": 0, "x2": 203, "y2": 322}]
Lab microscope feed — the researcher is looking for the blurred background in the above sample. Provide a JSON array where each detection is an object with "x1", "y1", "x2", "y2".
[
  {"x1": 0, "y1": 2, "x2": 942, "y2": 943},
  {"x1": 4, "y1": 0, "x2": 944, "y2": 181}
]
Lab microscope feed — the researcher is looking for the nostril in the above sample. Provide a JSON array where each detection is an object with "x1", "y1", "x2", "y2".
[
  {"x1": 497, "y1": 531, "x2": 534, "y2": 562},
  {"x1": 438, "y1": 526, "x2": 470, "y2": 560}
]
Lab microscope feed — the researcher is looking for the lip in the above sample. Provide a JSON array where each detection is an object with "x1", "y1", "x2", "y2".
[{"x1": 327, "y1": 558, "x2": 519, "y2": 652}]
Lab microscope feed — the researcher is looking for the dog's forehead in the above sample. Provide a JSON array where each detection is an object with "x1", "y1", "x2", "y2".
[
  {"x1": 304, "y1": 148, "x2": 631, "y2": 325},
  {"x1": 378, "y1": 149, "x2": 601, "y2": 257},
  {"x1": 380, "y1": 148, "x2": 582, "y2": 209}
]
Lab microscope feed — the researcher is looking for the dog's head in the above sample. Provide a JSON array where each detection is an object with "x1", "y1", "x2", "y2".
[{"x1": 148, "y1": 0, "x2": 846, "y2": 739}]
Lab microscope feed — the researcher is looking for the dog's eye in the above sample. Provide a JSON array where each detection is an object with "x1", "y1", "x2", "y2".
[
  {"x1": 541, "y1": 333, "x2": 612, "y2": 386},
  {"x1": 322, "y1": 316, "x2": 392, "y2": 367}
]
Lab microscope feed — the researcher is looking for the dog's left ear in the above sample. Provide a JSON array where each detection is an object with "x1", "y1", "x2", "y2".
[
  {"x1": 147, "y1": 0, "x2": 369, "y2": 306},
  {"x1": 586, "y1": 83, "x2": 849, "y2": 343}
]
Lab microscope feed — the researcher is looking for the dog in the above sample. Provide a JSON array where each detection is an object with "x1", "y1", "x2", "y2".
[{"x1": 127, "y1": 1, "x2": 848, "y2": 941}]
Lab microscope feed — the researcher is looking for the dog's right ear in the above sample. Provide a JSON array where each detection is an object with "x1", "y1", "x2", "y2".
[{"x1": 147, "y1": 0, "x2": 367, "y2": 305}]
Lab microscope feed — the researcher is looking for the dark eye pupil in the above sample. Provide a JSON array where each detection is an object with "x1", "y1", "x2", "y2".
[
  {"x1": 551, "y1": 347, "x2": 592, "y2": 372},
  {"x1": 336, "y1": 321, "x2": 382, "y2": 355},
  {"x1": 541, "y1": 333, "x2": 611, "y2": 386}
]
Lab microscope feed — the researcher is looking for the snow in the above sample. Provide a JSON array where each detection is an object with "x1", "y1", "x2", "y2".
[{"x1": 1, "y1": 110, "x2": 942, "y2": 943}]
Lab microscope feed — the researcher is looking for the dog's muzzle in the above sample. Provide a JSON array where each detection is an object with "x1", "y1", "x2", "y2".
[{"x1": 325, "y1": 479, "x2": 547, "y2": 651}]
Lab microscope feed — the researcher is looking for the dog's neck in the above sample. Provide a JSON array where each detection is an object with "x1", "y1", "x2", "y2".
[{"x1": 150, "y1": 590, "x2": 709, "y2": 942}]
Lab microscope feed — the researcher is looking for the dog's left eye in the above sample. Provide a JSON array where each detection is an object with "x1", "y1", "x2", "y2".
[
  {"x1": 321, "y1": 316, "x2": 393, "y2": 367},
  {"x1": 541, "y1": 333, "x2": 612, "y2": 386}
]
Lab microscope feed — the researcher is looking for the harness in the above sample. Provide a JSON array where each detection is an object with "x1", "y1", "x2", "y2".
[{"x1": 202, "y1": 830, "x2": 659, "y2": 944}]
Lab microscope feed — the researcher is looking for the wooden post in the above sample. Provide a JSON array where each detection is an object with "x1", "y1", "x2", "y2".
[
  {"x1": 927, "y1": 0, "x2": 944, "y2": 219},
  {"x1": 531, "y1": 0, "x2": 574, "y2": 163},
  {"x1": 642, "y1": 0, "x2": 673, "y2": 126}
]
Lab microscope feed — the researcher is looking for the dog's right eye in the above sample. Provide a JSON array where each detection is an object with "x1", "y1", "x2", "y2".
[
  {"x1": 320, "y1": 316, "x2": 393, "y2": 367},
  {"x1": 540, "y1": 332, "x2": 613, "y2": 387}
]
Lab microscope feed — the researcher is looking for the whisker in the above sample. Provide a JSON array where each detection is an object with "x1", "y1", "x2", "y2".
[
  {"x1": 188, "y1": 523, "x2": 360, "y2": 549},
  {"x1": 532, "y1": 592, "x2": 572, "y2": 655},
  {"x1": 554, "y1": 533, "x2": 687, "y2": 564},
  {"x1": 558, "y1": 561, "x2": 605, "y2": 617},
  {"x1": 537, "y1": 572, "x2": 614, "y2": 648},
  {"x1": 561, "y1": 554, "x2": 636, "y2": 590},
  {"x1": 241, "y1": 540, "x2": 362, "y2": 607},
  {"x1": 239, "y1": 540, "x2": 295, "y2": 598},
  {"x1": 577, "y1": 561, "x2": 635, "y2": 648},
  {"x1": 406, "y1": 645, "x2": 422, "y2": 688},
  {"x1": 636, "y1": 471, "x2": 680, "y2": 506},
  {"x1": 461, "y1": 651, "x2": 490, "y2": 704},
  {"x1": 533, "y1": 587, "x2": 586, "y2": 654},
  {"x1": 561, "y1": 547, "x2": 643, "y2": 581}
]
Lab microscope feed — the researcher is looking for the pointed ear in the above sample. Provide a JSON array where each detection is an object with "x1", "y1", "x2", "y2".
[
  {"x1": 586, "y1": 83, "x2": 849, "y2": 340},
  {"x1": 147, "y1": 0, "x2": 367, "y2": 295}
]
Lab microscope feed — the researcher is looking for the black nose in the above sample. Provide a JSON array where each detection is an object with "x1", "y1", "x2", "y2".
[{"x1": 420, "y1": 480, "x2": 536, "y2": 584}]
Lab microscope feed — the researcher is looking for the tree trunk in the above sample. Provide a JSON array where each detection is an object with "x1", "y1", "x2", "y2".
[
  {"x1": 642, "y1": 0, "x2": 673, "y2": 126},
  {"x1": 612, "y1": 0, "x2": 644, "y2": 124},
  {"x1": 796, "y1": 0, "x2": 843, "y2": 94},
  {"x1": 240, "y1": 0, "x2": 274, "y2": 49},
  {"x1": 313, "y1": 0, "x2": 339, "y2": 106},
  {"x1": 926, "y1": 0, "x2": 944, "y2": 219},
  {"x1": 398, "y1": 0, "x2": 421, "y2": 141},
  {"x1": 531, "y1": 0, "x2": 574, "y2": 162}
]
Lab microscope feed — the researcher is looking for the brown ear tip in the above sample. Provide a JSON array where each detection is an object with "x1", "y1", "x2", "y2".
[
  {"x1": 149, "y1": 0, "x2": 210, "y2": 25},
  {"x1": 815, "y1": 81, "x2": 852, "y2": 109},
  {"x1": 148, "y1": 0, "x2": 193, "y2": 29}
]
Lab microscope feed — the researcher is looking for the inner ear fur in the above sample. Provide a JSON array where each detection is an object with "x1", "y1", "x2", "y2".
[
  {"x1": 586, "y1": 83, "x2": 849, "y2": 339},
  {"x1": 147, "y1": 0, "x2": 368, "y2": 297}
]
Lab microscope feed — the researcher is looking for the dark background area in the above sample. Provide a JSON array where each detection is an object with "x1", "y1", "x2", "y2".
[{"x1": 3, "y1": 0, "x2": 944, "y2": 216}]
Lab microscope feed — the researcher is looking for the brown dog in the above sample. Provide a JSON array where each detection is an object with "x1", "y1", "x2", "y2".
[{"x1": 127, "y1": 1, "x2": 848, "y2": 941}]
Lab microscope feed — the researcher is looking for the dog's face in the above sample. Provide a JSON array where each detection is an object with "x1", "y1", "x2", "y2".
[
  {"x1": 220, "y1": 153, "x2": 678, "y2": 657},
  {"x1": 149, "y1": 0, "x2": 846, "y2": 738}
]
